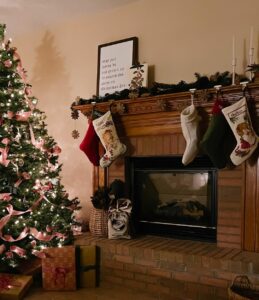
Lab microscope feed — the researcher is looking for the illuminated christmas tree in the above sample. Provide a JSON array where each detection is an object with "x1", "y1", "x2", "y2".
[{"x1": 0, "y1": 24, "x2": 79, "y2": 268}]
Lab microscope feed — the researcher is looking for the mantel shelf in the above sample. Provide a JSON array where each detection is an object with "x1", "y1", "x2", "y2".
[{"x1": 72, "y1": 83, "x2": 259, "y2": 117}]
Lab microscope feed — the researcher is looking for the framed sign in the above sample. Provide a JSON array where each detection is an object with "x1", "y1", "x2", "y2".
[{"x1": 97, "y1": 37, "x2": 138, "y2": 97}]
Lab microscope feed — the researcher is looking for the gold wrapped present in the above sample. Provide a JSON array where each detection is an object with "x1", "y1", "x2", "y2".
[
  {"x1": 42, "y1": 246, "x2": 76, "y2": 291},
  {"x1": 0, "y1": 273, "x2": 33, "y2": 300},
  {"x1": 77, "y1": 245, "x2": 97, "y2": 288}
]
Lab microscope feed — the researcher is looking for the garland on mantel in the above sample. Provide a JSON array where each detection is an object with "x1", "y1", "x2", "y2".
[{"x1": 71, "y1": 71, "x2": 249, "y2": 107}]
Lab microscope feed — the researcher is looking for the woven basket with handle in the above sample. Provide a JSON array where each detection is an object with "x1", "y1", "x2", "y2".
[
  {"x1": 89, "y1": 207, "x2": 108, "y2": 237},
  {"x1": 228, "y1": 275, "x2": 259, "y2": 300}
]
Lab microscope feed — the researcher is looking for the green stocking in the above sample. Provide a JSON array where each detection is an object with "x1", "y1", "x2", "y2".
[{"x1": 200, "y1": 99, "x2": 235, "y2": 169}]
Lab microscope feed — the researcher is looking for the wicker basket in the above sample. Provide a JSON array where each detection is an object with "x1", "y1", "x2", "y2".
[
  {"x1": 89, "y1": 207, "x2": 108, "y2": 237},
  {"x1": 228, "y1": 275, "x2": 259, "y2": 300}
]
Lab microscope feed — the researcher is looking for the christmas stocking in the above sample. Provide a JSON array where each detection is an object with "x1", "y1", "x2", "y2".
[
  {"x1": 200, "y1": 99, "x2": 236, "y2": 169},
  {"x1": 222, "y1": 97, "x2": 259, "y2": 166},
  {"x1": 181, "y1": 104, "x2": 201, "y2": 165},
  {"x1": 79, "y1": 120, "x2": 100, "y2": 166},
  {"x1": 93, "y1": 111, "x2": 127, "y2": 168}
]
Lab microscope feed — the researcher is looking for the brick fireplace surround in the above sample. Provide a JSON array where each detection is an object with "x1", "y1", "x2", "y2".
[{"x1": 74, "y1": 83, "x2": 259, "y2": 299}]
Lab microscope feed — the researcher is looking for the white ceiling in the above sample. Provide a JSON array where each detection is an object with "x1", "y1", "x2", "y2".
[{"x1": 0, "y1": 0, "x2": 139, "y2": 36}]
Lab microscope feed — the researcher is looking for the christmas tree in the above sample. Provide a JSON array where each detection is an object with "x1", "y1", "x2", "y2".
[{"x1": 0, "y1": 24, "x2": 80, "y2": 269}]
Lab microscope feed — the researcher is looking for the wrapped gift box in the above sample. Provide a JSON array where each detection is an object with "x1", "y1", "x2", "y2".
[
  {"x1": 42, "y1": 246, "x2": 76, "y2": 291},
  {"x1": 76, "y1": 245, "x2": 98, "y2": 288},
  {"x1": 0, "y1": 273, "x2": 33, "y2": 300}
]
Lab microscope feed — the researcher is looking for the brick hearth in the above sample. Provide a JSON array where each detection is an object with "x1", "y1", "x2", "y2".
[{"x1": 75, "y1": 233, "x2": 259, "y2": 300}]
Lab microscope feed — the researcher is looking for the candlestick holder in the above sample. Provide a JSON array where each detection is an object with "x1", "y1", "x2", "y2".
[
  {"x1": 189, "y1": 88, "x2": 196, "y2": 106},
  {"x1": 249, "y1": 47, "x2": 255, "y2": 81}
]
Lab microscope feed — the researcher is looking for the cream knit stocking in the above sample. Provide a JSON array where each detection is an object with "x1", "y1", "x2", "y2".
[{"x1": 181, "y1": 104, "x2": 200, "y2": 165}]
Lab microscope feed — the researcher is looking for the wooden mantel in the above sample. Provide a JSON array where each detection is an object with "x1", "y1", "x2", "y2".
[
  {"x1": 73, "y1": 83, "x2": 259, "y2": 116},
  {"x1": 73, "y1": 83, "x2": 259, "y2": 253}
]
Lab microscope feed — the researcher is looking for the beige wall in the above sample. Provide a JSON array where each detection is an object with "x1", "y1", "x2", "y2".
[{"x1": 12, "y1": 0, "x2": 259, "y2": 222}]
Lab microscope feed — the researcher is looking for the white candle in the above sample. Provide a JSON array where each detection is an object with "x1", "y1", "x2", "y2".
[
  {"x1": 232, "y1": 35, "x2": 236, "y2": 63},
  {"x1": 249, "y1": 26, "x2": 254, "y2": 50}
]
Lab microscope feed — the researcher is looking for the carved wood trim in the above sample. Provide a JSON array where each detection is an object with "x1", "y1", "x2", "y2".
[{"x1": 73, "y1": 83, "x2": 259, "y2": 117}]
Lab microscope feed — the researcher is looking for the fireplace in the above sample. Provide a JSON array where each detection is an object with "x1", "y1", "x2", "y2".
[{"x1": 125, "y1": 156, "x2": 217, "y2": 242}]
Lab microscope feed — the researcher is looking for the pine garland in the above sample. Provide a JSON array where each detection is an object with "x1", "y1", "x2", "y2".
[{"x1": 72, "y1": 71, "x2": 248, "y2": 106}]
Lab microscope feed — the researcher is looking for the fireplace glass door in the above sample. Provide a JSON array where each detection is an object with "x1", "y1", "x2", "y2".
[{"x1": 125, "y1": 156, "x2": 217, "y2": 242}]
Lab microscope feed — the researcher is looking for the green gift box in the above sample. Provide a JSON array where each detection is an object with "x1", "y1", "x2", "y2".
[
  {"x1": 76, "y1": 245, "x2": 98, "y2": 288},
  {"x1": 0, "y1": 273, "x2": 33, "y2": 300}
]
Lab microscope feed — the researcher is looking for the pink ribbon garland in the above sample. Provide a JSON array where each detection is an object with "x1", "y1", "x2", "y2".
[
  {"x1": 29, "y1": 124, "x2": 45, "y2": 151},
  {"x1": 10, "y1": 245, "x2": 26, "y2": 257},
  {"x1": 0, "y1": 227, "x2": 29, "y2": 242},
  {"x1": 31, "y1": 249, "x2": 46, "y2": 258},
  {"x1": 0, "y1": 138, "x2": 10, "y2": 167},
  {"x1": 29, "y1": 228, "x2": 67, "y2": 242},
  {"x1": 0, "y1": 244, "x2": 6, "y2": 254},
  {"x1": 14, "y1": 51, "x2": 36, "y2": 111},
  {"x1": 15, "y1": 110, "x2": 32, "y2": 122},
  {"x1": 0, "y1": 204, "x2": 31, "y2": 230},
  {"x1": 0, "y1": 193, "x2": 12, "y2": 201}
]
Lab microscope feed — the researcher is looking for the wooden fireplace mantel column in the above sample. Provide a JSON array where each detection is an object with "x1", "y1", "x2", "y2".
[{"x1": 73, "y1": 83, "x2": 259, "y2": 252}]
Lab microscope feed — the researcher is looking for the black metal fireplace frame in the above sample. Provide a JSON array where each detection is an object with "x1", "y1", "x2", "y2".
[{"x1": 125, "y1": 155, "x2": 218, "y2": 242}]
